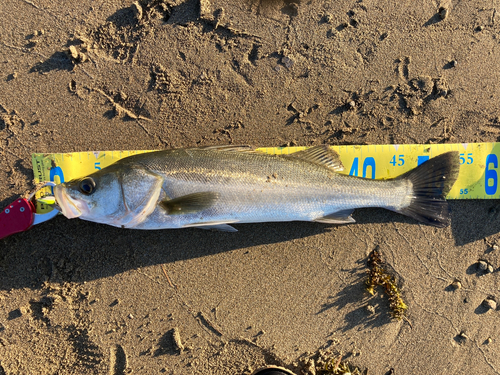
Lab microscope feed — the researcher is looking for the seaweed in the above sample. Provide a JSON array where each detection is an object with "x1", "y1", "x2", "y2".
[
  {"x1": 318, "y1": 354, "x2": 364, "y2": 375},
  {"x1": 366, "y1": 247, "x2": 408, "y2": 320}
]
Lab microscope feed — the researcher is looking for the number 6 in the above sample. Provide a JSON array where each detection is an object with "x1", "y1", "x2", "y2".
[{"x1": 485, "y1": 154, "x2": 498, "y2": 195}]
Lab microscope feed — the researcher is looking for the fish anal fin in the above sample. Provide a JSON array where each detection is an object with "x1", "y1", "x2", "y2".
[
  {"x1": 314, "y1": 209, "x2": 355, "y2": 224},
  {"x1": 160, "y1": 192, "x2": 219, "y2": 214},
  {"x1": 183, "y1": 220, "x2": 238, "y2": 232},
  {"x1": 288, "y1": 146, "x2": 344, "y2": 171}
]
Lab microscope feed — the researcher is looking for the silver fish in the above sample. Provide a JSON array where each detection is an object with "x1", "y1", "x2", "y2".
[{"x1": 53, "y1": 146, "x2": 460, "y2": 231}]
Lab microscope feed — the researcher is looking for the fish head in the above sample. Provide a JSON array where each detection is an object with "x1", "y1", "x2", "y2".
[
  {"x1": 54, "y1": 167, "x2": 124, "y2": 222},
  {"x1": 54, "y1": 163, "x2": 164, "y2": 227}
]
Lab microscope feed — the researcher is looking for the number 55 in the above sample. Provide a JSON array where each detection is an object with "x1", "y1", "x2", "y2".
[{"x1": 459, "y1": 153, "x2": 473, "y2": 165}]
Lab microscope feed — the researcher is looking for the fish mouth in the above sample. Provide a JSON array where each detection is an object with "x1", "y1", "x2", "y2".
[{"x1": 54, "y1": 184, "x2": 83, "y2": 219}]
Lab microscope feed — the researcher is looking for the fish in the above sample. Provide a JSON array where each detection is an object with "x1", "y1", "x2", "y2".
[{"x1": 53, "y1": 145, "x2": 460, "y2": 232}]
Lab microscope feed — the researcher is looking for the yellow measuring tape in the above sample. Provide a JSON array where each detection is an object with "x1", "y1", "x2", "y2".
[{"x1": 31, "y1": 143, "x2": 500, "y2": 213}]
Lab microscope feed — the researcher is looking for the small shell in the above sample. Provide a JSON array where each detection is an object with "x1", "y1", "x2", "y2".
[
  {"x1": 483, "y1": 298, "x2": 497, "y2": 310},
  {"x1": 172, "y1": 327, "x2": 184, "y2": 352},
  {"x1": 68, "y1": 45, "x2": 79, "y2": 60},
  {"x1": 451, "y1": 280, "x2": 462, "y2": 289}
]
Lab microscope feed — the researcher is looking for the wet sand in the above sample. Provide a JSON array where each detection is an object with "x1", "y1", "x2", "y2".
[{"x1": 1, "y1": 0, "x2": 500, "y2": 374}]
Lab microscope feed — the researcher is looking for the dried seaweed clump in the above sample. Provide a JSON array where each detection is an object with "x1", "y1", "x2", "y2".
[
  {"x1": 366, "y1": 247, "x2": 407, "y2": 320},
  {"x1": 319, "y1": 355, "x2": 363, "y2": 375}
]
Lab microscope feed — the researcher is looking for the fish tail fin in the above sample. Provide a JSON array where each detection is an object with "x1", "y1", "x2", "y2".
[{"x1": 395, "y1": 151, "x2": 460, "y2": 227}]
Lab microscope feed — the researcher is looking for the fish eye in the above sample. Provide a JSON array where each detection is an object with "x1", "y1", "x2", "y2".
[{"x1": 79, "y1": 178, "x2": 96, "y2": 195}]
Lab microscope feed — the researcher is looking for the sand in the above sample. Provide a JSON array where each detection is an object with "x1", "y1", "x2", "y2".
[{"x1": 1, "y1": 0, "x2": 500, "y2": 374}]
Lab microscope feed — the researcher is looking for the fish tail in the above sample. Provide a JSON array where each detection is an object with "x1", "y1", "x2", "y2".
[{"x1": 395, "y1": 151, "x2": 460, "y2": 227}]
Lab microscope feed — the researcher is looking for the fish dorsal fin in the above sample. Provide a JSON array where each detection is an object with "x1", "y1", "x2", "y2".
[
  {"x1": 314, "y1": 209, "x2": 355, "y2": 224},
  {"x1": 160, "y1": 192, "x2": 219, "y2": 214},
  {"x1": 287, "y1": 146, "x2": 344, "y2": 171}
]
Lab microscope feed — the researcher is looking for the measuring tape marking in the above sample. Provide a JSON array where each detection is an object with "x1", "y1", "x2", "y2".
[{"x1": 31, "y1": 143, "x2": 500, "y2": 213}]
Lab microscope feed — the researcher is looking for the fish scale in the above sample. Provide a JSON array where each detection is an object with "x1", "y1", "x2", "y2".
[{"x1": 142, "y1": 149, "x2": 407, "y2": 210}]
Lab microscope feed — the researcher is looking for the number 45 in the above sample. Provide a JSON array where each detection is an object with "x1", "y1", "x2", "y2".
[{"x1": 390, "y1": 155, "x2": 404, "y2": 166}]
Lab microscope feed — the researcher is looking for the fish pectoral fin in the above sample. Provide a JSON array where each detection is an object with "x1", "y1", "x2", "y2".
[
  {"x1": 286, "y1": 145, "x2": 344, "y2": 171},
  {"x1": 160, "y1": 192, "x2": 220, "y2": 214},
  {"x1": 182, "y1": 220, "x2": 238, "y2": 232},
  {"x1": 314, "y1": 209, "x2": 355, "y2": 224}
]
